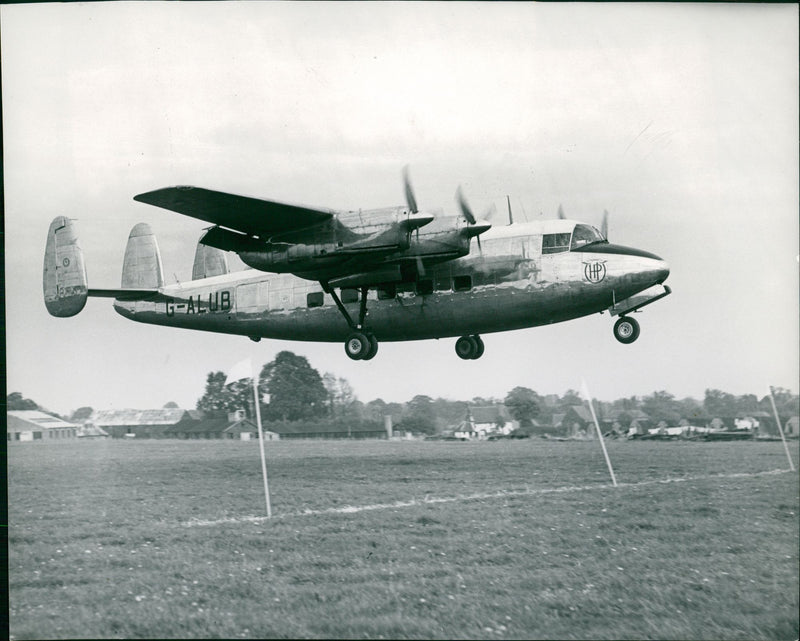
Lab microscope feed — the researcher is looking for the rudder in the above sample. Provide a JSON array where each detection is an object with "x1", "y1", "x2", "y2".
[{"x1": 43, "y1": 216, "x2": 88, "y2": 317}]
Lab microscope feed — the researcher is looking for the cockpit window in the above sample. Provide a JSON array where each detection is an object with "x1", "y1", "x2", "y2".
[
  {"x1": 570, "y1": 224, "x2": 605, "y2": 250},
  {"x1": 542, "y1": 233, "x2": 571, "y2": 254}
]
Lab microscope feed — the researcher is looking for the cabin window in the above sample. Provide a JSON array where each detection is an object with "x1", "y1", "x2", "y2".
[
  {"x1": 570, "y1": 224, "x2": 604, "y2": 250},
  {"x1": 377, "y1": 284, "x2": 396, "y2": 300},
  {"x1": 542, "y1": 233, "x2": 571, "y2": 254},
  {"x1": 341, "y1": 289, "x2": 359, "y2": 304},
  {"x1": 453, "y1": 275, "x2": 472, "y2": 292},
  {"x1": 306, "y1": 292, "x2": 324, "y2": 308},
  {"x1": 417, "y1": 279, "x2": 434, "y2": 296},
  {"x1": 396, "y1": 282, "x2": 416, "y2": 296},
  {"x1": 434, "y1": 274, "x2": 452, "y2": 291}
]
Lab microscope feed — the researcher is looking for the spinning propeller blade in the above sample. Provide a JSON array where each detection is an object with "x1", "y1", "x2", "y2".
[
  {"x1": 557, "y1": 204, "x2": 566, "y2": 220},
  {"x1": 456, "y1": 186, "x2": 492, "y2": 253},
  {"x1": 601, "y1": 209, "x2": 609, "y2": 239},
  {"x1": 456, "y1": 186, "x2": 477, "y2": 225},
  {"x1": 403, "y1": 166, "x2": 418, "y2": 214}
]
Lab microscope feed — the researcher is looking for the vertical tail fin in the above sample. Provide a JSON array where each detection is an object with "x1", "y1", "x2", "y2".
[
  {"x1": 121, "y1": 223, "x2": 164, "y2": 289},
  {"x1": 192, "y1": 241, "x2": 229, "y2": 280},
  {"x1": 43, "y1": 217, "x2": 88, "y2": 317}
]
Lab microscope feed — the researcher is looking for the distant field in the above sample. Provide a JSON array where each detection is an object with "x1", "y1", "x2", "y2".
[{"x1": 8, "y1": 438, "x2": 799, "y2": 640}]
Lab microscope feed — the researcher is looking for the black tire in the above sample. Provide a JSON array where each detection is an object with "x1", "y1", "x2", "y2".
[
  {"x1": 613, "y1": 316, "x2": 640, "y2": 344},
  {"x1": 455, "y1": 335, "x2": 478, "y2": 360},
  {"x1": 362, "y1": 334, "x2": 379, "y2": 361},
  {"x1": 345, "y1": 332, "x2": 370, "y2": 360},
  {"x1": 471, "y1": 335, "x2": 485, "y2": 359}
]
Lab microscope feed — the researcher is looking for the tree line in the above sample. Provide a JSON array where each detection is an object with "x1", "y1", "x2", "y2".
[
  {"x1": 8, "y1": 352, "x2": 799, "y2": 434},
  {"x1": 193, "y1": 351, "x2": 800, "y2": 434}
]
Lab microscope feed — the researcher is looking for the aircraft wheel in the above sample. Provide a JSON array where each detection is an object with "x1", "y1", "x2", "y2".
[
  {"x1": 362, "y1": 334, "x2": 379, "y2": 361},
  {"x1": 472, "y1": 335, "x2": 485, "y2": 359},
  {"x1": 345, "y1": 332, "x2": 371, "y2": 360},
  {"x1": 455, "y1": 335, "x2": 479, "y2": 360},
  {"x1": 613, "y1": 316, "x2": 640, "y2": 344}
]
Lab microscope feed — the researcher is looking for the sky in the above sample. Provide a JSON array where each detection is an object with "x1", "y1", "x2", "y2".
[{"x1": 3, "y1": 2, "x2": 798, "y2": 416}]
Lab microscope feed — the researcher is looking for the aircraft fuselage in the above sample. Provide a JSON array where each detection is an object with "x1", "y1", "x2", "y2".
[{"x1": 113, "y1": 220, "x2": 670, "y2": 343}]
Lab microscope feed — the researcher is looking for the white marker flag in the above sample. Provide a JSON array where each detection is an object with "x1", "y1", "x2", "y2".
[
  {"x1": 580, "y1": 378, "x2": 618, "y2": 487},
  {"x1": 224, "y1": 356, "x2": 272, "y2": 517},
  {"x1": 225, "y1": 357, "x2": 253, "y2": 386}
]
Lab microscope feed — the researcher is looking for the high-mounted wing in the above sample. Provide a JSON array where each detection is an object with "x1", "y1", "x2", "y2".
[{"x1": 133, "y1": 186, "x2": 334, "y2": 238}]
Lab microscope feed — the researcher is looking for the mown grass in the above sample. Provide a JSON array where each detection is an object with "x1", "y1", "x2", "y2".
[{"x1": 7, "y1": 439, "x2": 799, "y2": 639}]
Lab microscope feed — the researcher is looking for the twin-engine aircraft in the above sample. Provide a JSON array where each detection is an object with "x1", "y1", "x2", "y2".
[{"x1": 43, "y1": 170, "x2": 670, "y2": 360}]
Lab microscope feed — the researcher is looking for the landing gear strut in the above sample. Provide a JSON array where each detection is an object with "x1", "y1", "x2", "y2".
[
  {"x1": 613, "y1": 316, "x2": 640, "y2": 344},
  {"x1": 322, "y1": 282, "x2": 379, "y2": 361},
  {"x1": 455, "y1": 334, "x2": 485, "y2": 360}
]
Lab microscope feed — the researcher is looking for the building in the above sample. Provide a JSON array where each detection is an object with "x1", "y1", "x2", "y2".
[
  {"x1": 89, "y1": 408, "x2": 197, "y2": 438},
  {"x1": 469, "y1": 405, "x2": 517, "y2": 437},
  {"x1": 269, "y1": 421, "x2": 387, "y2": 439},
  {"x1": 8, "y1": 411, "x2": 78, "y2": 442},
  {"x1": 449, "y1": 405, "x2": 519, "y2": 440},
  {"x1": 164, "y1": 411, "x2": 269, "y2": 440}
]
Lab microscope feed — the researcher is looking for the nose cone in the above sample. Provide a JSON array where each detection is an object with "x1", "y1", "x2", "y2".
[{"x1": 655, "y1": 258, "x2": 670, "y2": 284}]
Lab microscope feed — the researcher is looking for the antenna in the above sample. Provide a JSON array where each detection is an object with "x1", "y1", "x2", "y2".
[{"x1": 505, "y1": 196, "x2": 514, "y2": 225}]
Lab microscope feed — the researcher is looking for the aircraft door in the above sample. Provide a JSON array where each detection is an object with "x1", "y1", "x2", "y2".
[{"x1": 236, "y1": 281, "x2": 269, "y2": 314}]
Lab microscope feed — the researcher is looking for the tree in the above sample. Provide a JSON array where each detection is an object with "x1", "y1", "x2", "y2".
[
  {"x1": 703, "y1": 389, "x2": 736, "y2": 418},
  {"x1": 761, "y1": 387, "x2": 800, "y2": 417},
  {"x1": 323, "y1": 373, "x2": 359, "y2": 419},
  {"x1": 260, "y1": 351, "x2": 327, "y2": 422},
  {"x1": 8, "y1": 392, "x2": 38, "y2": 411},
  {"x1": 559, "y1": 389, "x2": 582, "y2": 409},
  {"x1": 163, "y1": 401, "x2": 180, "y2": 409},
  {"x1": 641, "y1": 391, "x2": 681, "y2": 424},
  {"x1": 197, "y1": 372, "x2": 252, "y2": 418},
  {"x1": 401, "y1": 395, "x2": 437, "y2": 435},
  {"x1": 505, "y1": 387, "x2": 541, "y2": 428},
  {"x1": 364, "y1": 398, "x2": 388, "y2": 423}
]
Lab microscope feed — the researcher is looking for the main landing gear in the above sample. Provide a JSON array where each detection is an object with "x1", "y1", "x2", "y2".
[
  {"x1": 613, "y1": 316, "x2": 640, "y2": 344},
  {"x1": 322, "y1": 282, "x2": 380, "y2": 361},
  {"x1": 455, "y1": 334, "x2": 485, "y2": 360}
]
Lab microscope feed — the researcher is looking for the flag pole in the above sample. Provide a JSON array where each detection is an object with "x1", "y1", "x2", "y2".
[
  {"x1": 581, "y1": 379, "x2": 617, "y2": 487},
  {"x1": 253, "y1": 373, "x2": 272, "y2": 517},
  {"x1": 769, "y1": 386, "x2": 795, "y2": 472}
]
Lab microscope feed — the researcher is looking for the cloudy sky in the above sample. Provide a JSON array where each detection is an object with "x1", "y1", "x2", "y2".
[{"x1": 3, "y1": 2, "x2": 798, "y2": 416}]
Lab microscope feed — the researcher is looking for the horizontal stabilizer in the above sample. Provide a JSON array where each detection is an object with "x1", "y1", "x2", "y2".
[{"x1": 88, "y1": 288, "x2": 165, "y2": 302}]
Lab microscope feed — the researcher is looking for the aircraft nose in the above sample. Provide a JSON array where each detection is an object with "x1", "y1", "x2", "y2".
[{"x1": 655, "y1": 258, "x2": 670, "y2": 284}]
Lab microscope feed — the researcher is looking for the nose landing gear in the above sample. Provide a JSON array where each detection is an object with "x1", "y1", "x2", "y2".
[
  {"x1": 613, "y1": 316, "x2": 640, "y2": 344},
  {"x1": 455, "y1": 334, "x2": 485, "y2": 359}
]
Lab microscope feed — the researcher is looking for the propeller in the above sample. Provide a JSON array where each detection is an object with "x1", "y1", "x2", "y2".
[
  {"x1": 506, "y1": 195, "x2": 514, "y2": 225},
  {"x1": 456, "y1": 186, "x2": 492, "y2": 254},
  {"x1": 402, "y1": 166, "x2": 418, "y2": 214},
  {"x1": 601, "y1": 209, "x2": 609, "y2": 240},
  {"x1": 557, "y1": 204, "x2": 566, "y2": 220}
]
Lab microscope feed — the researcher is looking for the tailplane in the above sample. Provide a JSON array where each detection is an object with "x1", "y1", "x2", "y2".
[{"x1": 43, "y1": 218, "x2": 167, "y2": 318}]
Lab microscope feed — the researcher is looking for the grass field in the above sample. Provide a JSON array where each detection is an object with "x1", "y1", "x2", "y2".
[{"x1": 7, "y1": 438, "x2": 799, "y2": 639}]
